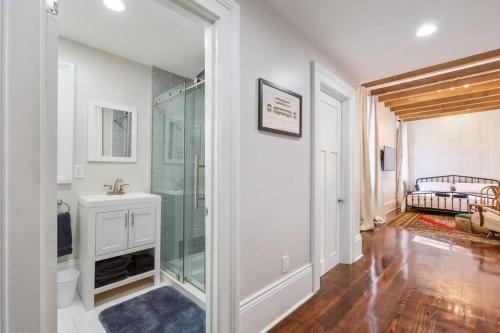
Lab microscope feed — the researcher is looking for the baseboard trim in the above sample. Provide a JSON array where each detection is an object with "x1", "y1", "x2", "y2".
[
  {"x1": 259, "y1": 292, "x2": 313, "y2": 333},
  {"x1": 240, "y1": 263, "x2": 313, "y2": 333},
  {"x1": 384, "y1": 199, "x2": 397, "y2": 215},
  {"x1": 353, "y1": 234, "x2": 363, "y2": 262}
]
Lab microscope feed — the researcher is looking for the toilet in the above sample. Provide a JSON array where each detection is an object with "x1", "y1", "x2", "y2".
[{"x1": 57, "y1": 269, "x2": 80, "y2": 308}]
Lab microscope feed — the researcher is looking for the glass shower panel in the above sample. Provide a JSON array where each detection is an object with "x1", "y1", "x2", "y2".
[
  {"x1": 152, "y1": 83, "x2": 186, "y2": 281},
  {"x1": 183, "y1": 84, "x2": 205, "y2": 291}
]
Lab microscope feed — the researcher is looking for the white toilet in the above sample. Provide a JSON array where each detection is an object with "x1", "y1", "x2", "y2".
[{"x1": 57, "y1": 269, "x2": 80, "y2": 308}]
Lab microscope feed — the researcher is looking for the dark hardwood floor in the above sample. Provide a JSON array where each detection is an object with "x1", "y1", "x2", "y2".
[{"x1": 269, "y1": 226, "x2": 500, "y2": 332}]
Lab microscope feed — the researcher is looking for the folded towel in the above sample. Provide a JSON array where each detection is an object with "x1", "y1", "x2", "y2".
[
  {"x1": 96, "y1": 257, "x2": 128, "y2": 274},
  {"x1": 95, "y1": 272, "x2": 128, "y2": 288},
  {"x1": 95, "y1": 270, "x2": 129, "y2": 282},
  {"x1": 128, "y1": 263, "x2": 154, "y2": 276},
  {"x1": 57, "y1": 212, "x2": 72, "y2": 257},
  {"x1": 131, "y1": 254, "x2": 154, "y2": 267}
]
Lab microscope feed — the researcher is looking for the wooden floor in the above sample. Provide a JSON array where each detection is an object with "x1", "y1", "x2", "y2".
[{"x1": 269, "y1": 226, "x2": 500, "y2": 332}]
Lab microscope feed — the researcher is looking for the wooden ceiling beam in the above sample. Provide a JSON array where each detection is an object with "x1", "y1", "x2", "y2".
[
  {"x1": 371, "y1": 60, "x2": 500, "y2": 95},
  {"x1": 392, "y1": 95, "x2": 500, "y2": 114},
  {"x1": 402, "y1": 105, "x2": 500, "y2": 121},
  {"x1": 379, "y1": 71, "x2": 500, "y2": 102},
  {"x1": 396, "y1": 101, "x2": 500, "y2": 117},
  {"x1": 362, "y1": 48, "x2": 500, "y2": 88},
  {"x1": 390, "y1": 91, "x2": 500, "y2": 111},
  {"x1": 385, "y1": 81, "x2": 500, "y2": 107}
]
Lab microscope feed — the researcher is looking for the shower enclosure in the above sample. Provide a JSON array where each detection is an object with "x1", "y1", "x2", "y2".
[{"x1": 152, "y1": 78, "x2": 205, "y2": 292}]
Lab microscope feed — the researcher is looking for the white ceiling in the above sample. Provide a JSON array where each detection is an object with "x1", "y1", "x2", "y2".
[
  {"x1": 265, "y1": 0, "x2": 500, "y2": 84},
  {"x1": 58, "y1": 0, "x2": 205, "y2": 79}
]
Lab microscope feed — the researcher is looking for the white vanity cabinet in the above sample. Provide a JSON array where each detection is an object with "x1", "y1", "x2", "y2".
[{"x1": 78, "y1": 193, "x2": 161, "y2": 310}]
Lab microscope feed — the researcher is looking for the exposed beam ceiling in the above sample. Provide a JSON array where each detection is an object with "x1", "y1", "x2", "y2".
[
  {"x1": 387, "y1": 87, "x2": 500, "y2": 110},
  {"x1": 396, "y1": 101, "x2": 500, "y2": 117},
  {"x1": 385, "y1": 80, "x2": 500, "y2": 107},
  {"x1": 379, "y1": 72, "x2": 500, "y2": 102},
  {"x1": 363, "y1": 48, "x2": 500, "y2": 88},
  {"x1": 402, "y1": 104, "x2": 500, "y2": 121},
  {"x1": 371, "y1": 60, "x2": 500, "y2": 95},
  {"x1": 363, "y1": 48, "x2": 500, "y2": 121},
  {"x1": 394, "y1": 95, "x2": 500, "y2": 115}
]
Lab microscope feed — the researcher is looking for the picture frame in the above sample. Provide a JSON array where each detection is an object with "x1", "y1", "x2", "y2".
[{"x1": 258, "y1": 78, "x2": 302, "y2": 137}]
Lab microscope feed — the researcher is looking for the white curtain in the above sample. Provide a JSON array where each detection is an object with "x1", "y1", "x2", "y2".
[
  {"x1": 396, "y1": 121, "x2": 409, "y2": 211},
  {"x1": 359, "y1": 87, "x2": 385, "y2": 231}
]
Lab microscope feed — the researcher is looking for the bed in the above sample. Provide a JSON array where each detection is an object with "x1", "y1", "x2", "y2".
[{"x1": 405, "y1": 175, "x2": 500, "y2": 214}]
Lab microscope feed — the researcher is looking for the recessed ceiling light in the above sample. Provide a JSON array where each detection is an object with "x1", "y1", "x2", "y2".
[
  {"x1": 416, "y1": 24, "x2": 437, "y2": 37},
  {"x1": 103, "y1": 0, "x2": 126, "y2": 12}
]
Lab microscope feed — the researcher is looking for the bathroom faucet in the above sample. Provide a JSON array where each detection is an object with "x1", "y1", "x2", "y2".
[{"x1": 104, "y1": 177, "x2": 129, "y2": 195}]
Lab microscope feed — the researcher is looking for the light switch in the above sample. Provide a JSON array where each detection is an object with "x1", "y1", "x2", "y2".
[
  {"x1": 73, "y1": 164, "x2": 84, "y2": 179},
  {"x1": 282, "y1": 255, "x2": 290, "y2": 274}
]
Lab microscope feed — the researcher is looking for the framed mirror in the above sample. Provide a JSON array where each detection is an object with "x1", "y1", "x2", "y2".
[{"x1": 88, "y1": 101, "x2": 137, "y2": 162}]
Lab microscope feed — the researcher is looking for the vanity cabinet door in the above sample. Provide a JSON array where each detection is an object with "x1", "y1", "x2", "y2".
[
  {"x1": 128, "y1": 207, "x2": 156, "y2": 248},
  {"x1": 95, "y1": 210, "x2": 129, "y2": 256}
]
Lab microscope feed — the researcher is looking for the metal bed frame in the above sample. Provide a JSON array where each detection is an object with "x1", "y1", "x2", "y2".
[{"x1": 405, "y1": 175, "x2": 500, "y2": 214}]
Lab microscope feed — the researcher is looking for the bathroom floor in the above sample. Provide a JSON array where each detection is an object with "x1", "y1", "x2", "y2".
[{"x1": 58, "y1": 280, "x2": 169, "y2": 333}]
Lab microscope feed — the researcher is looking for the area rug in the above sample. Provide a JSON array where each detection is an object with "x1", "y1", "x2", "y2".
[
  {"x1": 385, "y1": 212, "x2": 500, "y2": 245},
  {"x1": 98, "y1": 286, "x2": 205, "y2": 333}
]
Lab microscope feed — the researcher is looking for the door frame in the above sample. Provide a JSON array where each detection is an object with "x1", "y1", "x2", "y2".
[
  {"x1": 311, "y1": 61, "x2": 362, "y2": 293},
  {"x1": 0, "y1": 0, "x2": 240, "y2": 332}
]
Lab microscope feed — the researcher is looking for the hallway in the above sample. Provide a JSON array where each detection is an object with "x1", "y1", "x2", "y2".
[{"x1": 270, "y1": 226, "x2": 500, "y2": 332}]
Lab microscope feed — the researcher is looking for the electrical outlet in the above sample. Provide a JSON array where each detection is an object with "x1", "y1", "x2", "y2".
[
  {"x1": 73, "y1": 164, "x2": 84, "y2": 179},
  {"x1": 282, "y1": 255, "x2": 290, "y2": 274}
]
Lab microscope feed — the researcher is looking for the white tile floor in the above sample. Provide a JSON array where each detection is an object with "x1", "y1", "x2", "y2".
[{"x1": 57, "y1": 282, "x2": 172, "y2": 333}]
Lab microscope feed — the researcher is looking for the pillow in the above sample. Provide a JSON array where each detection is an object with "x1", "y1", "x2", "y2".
[
  {"x1": 417, "y1": 182, "x2": 453, "y2": 192},
  {"x1": 454, "y1": 182, "x2": 490, "y2": 194}
]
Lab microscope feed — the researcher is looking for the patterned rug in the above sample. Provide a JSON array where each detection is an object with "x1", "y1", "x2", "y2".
[{"x1": 386, "y1": 212, "x2": 500, "y2": 245}]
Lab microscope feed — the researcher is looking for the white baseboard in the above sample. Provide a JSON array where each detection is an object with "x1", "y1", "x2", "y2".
[
  {"x1": 384, "y1": 199, "x2": 397, "y2": 215},
  {"x1": 239, "y1": 264, "x2": 313, "y2": 333},
  {"x1": 353, "y1": 234, "x2": 363, "y2": 262}
]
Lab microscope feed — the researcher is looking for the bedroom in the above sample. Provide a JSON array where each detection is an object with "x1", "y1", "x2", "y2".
[{"x1": 359, "y1": 50, "x2": 500, "y2": 244}]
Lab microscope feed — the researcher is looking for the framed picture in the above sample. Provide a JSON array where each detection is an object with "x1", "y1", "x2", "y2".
[{"x1": 258, "y1": 78, "x2": 302, "y2": 137}]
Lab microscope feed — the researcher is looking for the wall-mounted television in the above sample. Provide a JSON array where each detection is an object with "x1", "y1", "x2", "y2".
[{"x1": 381, "y1": 146, "x2": 396, "y2": 171}]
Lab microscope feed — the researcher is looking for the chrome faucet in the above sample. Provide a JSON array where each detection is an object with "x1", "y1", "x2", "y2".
[{"x1": 104, "y1": 177, "x2": 129, "y2": 195}]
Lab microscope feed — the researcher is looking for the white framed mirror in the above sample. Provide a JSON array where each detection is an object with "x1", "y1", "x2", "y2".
[{"x1": 88, "y1": 101, "x2": 137, "y2": 162}]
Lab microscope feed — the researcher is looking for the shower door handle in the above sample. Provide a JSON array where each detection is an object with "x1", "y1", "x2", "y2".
[{"x1": 194, "y1": 154, "x2": 200, "y2": 209}]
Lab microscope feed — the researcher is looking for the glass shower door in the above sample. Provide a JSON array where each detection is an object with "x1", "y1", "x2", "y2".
[
  {"x1": 183, "y1": 83, "x2": 205, "y2": 291},
  {"x1": 152, "y1": 80, "x2": 206, "y2": 292},
  {"x1": 152, "y1": 83, "x2": 186, "y2": 282}
]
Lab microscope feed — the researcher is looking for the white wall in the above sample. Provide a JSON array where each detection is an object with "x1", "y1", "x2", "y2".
[
  {"x1": 57, "y1": 38, "x2": 152, "y2": 262},
  {"x1": 239, "y1": 0, "x2": 355, "y2": 331},
  {"x1": 377, "y1": 101, "x2": 398, "y2": 214},
  {"x1": 408, "y1": 109, "x2": 500, "y2": 187}
]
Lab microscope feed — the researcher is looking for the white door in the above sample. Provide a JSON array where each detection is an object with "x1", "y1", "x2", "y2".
[
  {"x1": 129, "y1": 207, "x2": 156, "y2": 248},
  {"x1": 317, "y1": 91, "x2": 342, "y2": 275},
  {"x1": 95, "y1": 210, "x2": 129, "y2": 256}
]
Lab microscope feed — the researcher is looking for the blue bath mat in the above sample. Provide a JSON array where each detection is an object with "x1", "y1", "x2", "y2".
[{"x1": 98, "y1": 286, "x2": 205, "y2": 333}]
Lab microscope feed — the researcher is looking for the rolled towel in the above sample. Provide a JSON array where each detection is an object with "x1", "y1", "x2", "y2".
[
  {"x1": 131, "y1": 254, "x2": 154, "y2": 268},
  {"x1": 96, "y1": 256, "x2": 128, "y2": 274},
  {"x1": 57, "y1": 213, "x2": 73, "y2": 257}
]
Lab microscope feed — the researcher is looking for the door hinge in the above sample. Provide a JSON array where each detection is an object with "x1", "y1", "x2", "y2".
[
  {"x1": 46, "y1": 0, "x2": 58, "y2": 16},
  {"x1": 205, "y1": 207, "x2": 209, "y2": 217}
]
